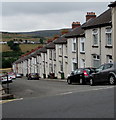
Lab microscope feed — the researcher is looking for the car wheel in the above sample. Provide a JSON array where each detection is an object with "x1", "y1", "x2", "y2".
[
  {"x1": 67, "y1": 78, "x2": 71, "y2": 84},
  {"x1": 109, "y1": 76, "x2": 115, "y2": 85},
  {"x1": 90, "y1": 78, "x2": 95, "y2": 86}
]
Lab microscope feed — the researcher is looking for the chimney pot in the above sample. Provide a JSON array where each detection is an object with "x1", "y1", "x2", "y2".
[
  {"x1": 86, "y1": 12, "x2": 96, "y2": 21},
  {"x1": 72, "y1": 21, "x2": 81, "y2": 29}
]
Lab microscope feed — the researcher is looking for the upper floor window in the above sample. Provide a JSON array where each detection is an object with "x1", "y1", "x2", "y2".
[
  {"x1": 49, "y1": 50, "x2": 52, "y2": 59},
  {"x1": 65, "y1": 45, "x2": 68, "y2": 55},
  {"x1": 92, "y1": 29, "x2": 98, "y2": 46},
  {"x1": 105, "y1": 27, "x2": 112, "y2": 46},
  {"x1": 80, "y1": 38, "x2": 85, "y2": 53},
  {"x1": 72, "y1": 38, "x2": 76, "y2": 52},
  {"x1": 58, "y1": 45, "x2": 62, "y2": 55},
  {"x1": 53, "y1": 50, "x2": 56, "y2": 60}
]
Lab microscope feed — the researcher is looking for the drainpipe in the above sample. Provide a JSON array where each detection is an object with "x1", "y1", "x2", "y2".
[
  {"x1": 43, "y1": 53, "x2": 46, "y2": 78},
  {"x1": 76, "y1": 37, "x2": 78, "y2": 69},
  {"x1": 99, "y1": 27, "x2": 102, "y2": 65},
  {"x1": 27, "y1": 59, "x2": 28, "y2": 76},
  {"x1": 61, "y1": 44, "x2": 64, "y2": 79},
  {"x1": 51, "y1": 50, "x2": 53, "y2": 73}
]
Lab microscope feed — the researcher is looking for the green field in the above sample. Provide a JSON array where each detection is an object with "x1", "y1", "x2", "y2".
[{"x1": 19, "y1": 44, "x2": 42, "y2": 53}]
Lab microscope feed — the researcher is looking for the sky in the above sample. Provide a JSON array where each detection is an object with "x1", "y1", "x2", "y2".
[{"x1": 1, "y1": 1, "x2": 113, "y2": 32}]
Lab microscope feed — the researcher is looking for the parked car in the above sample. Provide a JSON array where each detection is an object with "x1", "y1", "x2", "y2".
[
  {"x1": 27, "y1": 73, "x2": 40, "y2": 80},
  {"x1": 67, "y1": 67, "x2": 96, "y2": 85},
  {"x1": 0, "y1": 75, "x2": 13, "y2": 84},
  {"x1": 89, "y1": 63, "x2": 116, "y2": 86},
  {"x1": 16, "y1": 73, "x2": 22, "y2": 78},
  {"x1": 8, "y1": 72, "x2": 16, "y2": 79}
]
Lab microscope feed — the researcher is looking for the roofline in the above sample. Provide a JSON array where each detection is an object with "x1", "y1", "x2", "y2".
[
  {"x1": 65, "y1": 34, "x2": 85, "y2": 38},
  {"x1": 82, "y1": 22, "x2": 112, "y2": 30}
]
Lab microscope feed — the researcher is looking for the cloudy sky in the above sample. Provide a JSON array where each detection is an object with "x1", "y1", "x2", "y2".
[{"x1": 1, "y1": 2, "x2": 111, "y2": 32}]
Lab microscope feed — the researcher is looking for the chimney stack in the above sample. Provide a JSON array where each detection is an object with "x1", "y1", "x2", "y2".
[
  {"x1": 86, "y1": 12, "x2": 96, "y2": 21},
  {"x1": 72, "y1": 22, "x2": 81, "y2": 29}
]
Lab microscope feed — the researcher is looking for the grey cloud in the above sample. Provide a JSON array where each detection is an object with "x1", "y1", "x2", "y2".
[{"x1": 2, "y1": 2, "x2": 109, "y2": 16}]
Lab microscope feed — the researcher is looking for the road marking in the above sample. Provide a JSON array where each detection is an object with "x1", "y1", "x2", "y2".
[
  {"x1": 0, "y1": 98, "x2": 23, "y2": 104},
  {"x1": 58, "y1": 92, "x2": 73, "y2": 95},
  {"x1": 57, "y1": 86, "x2": 114, "y2": 96}
]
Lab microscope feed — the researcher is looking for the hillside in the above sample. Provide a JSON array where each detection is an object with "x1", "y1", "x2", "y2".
[{"x1": 18, "y1": 29, "x2": 61, "y2": 38}]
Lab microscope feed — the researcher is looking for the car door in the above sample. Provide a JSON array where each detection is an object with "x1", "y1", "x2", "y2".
[
  {"x1": 100, "y1": 63, "x2": 113, "y2": 82},
  {"x1": 94, "y1": 65, "x2": 104, "y2": 83}
]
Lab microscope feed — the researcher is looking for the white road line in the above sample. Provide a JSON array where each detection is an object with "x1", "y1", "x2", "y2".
[
  {"x1": 57, "y1": 86, "x2": 114, "y2": 96},
  {"x1": 58, "y1": 92, "x2": 73, "y2": 95}
]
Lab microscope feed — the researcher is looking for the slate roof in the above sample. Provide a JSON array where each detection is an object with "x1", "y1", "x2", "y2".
[
  {"x1": 82, "y1": 9, "x2": 112, "y2": 29},
  {"x1": 65, "y1": 26, "x2": 85, "y2": 38},
  {"x1": 108, "y1": 1, "x2": 116, "y2": 7},
  {"x1": 39, "y1": 46, "x2": 47, "y2": 53},
  {"x1": 53, "y1": 35, "x2": 67, "y2": 44},
  {"x1": 46, "y1": 42, "x2": 55, "y2": 49}
]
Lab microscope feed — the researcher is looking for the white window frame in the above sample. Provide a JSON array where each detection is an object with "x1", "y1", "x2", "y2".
[
  {"x1": 58, "y1": 45, "x2": 62, "y2": 55},
  {"x1": 72, "y1": 58, "x2": 77, "y2": 71},
  {"x1": 80, "y1": 37, "x2": 85, "y2": 53},
  {"x1": 92, "y1": 54, "x2": 100, "y2": 67},
  {"x1": 92, "y1": 29, "x2": 98, "y2": 46},
  {"x1": 72, "y1": 38, "x2": 76, "y2": 52},
  {"x1": 49, "y1": 50, "x2": 52, "y2": 59},
  {"x1": 105, "y1": 27, "x2": 112, "y2": 46},
  {"x1": 80, "y1": 59, "x2": 85, "y2": 68},
  {"x1": 106, "y1": 55, "x2": 113, "y2": 63}
]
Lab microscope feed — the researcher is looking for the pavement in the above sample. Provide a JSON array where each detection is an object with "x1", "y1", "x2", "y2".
[{"x1": 0, "y1": 84, "x2": 14, "y2": 100}]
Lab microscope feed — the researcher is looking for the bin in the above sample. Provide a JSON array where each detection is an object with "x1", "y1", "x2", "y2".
[
  {"x1": 61, "y1": 72, "x2": 64, "y2": 79},
  {"x1": 43, "y1": 74, "x2": 46, "y2": 78}
]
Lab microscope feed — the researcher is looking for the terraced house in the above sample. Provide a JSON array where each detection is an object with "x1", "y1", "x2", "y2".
[{"x1": 12, "y1": 2, "x2": 116, "y2": 79}]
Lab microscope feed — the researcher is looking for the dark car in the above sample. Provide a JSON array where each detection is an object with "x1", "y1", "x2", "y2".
[
  {"x1": 89, "y1": 63, "x2": 116, "y2": 86},
  {"x1": 67, "y1": 68, "x2": 96, "y2": 85},
  {"x1": 27, "y1": 73, "x2": 40, "y2": 80}
]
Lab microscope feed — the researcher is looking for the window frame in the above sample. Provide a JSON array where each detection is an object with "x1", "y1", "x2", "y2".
[
  {"x1": 80, "y1": 37, "x2": 85, "y2": 53},
  {"x1": 72, "y1": 38, "x2": 76, "y2": 52},
  {"x1": 92, "y1": 29, "x2": 99, "y2": 46},
  {"x1": 105, "y1": 27, "x2": 112, "y2": 46}
]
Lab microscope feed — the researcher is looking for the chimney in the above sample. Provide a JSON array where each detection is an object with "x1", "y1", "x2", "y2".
[
  {"x1": 86, "y1": 12, "x2": 96, "y2": 21},
  {"x1": 72, "y1": 22, "x2": 81, "y2": 29}
]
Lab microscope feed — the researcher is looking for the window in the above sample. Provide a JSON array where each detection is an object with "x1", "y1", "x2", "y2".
[
  {"x1": 59, "y1": 61, "x2": 63, "y2": 71},
  {"x1": 106, "y1": 55, "x2": 113, "y2": 63},
  {"x1": 96, "y1": 65, "x2": 104, "y2": 72},
  {"x1": 104, "y1": 64, "x2": 113, "y2": 70},
  {"x1": 92, "y1": 54, "x2": 100, "y2": 68},
  {"x1": 72, "y1": 58, "x2": 77, "y2": 71},
  {"x1": 58, "y1": 45, "x2": 62, "y2": 55},
  {"x1": 92, "y1": 29, "x2": 98, "y2": 46},
  {"x1": 49, "y1": 63, "x2": 53, "y2": 73},
  {"x1": 106, "y1": 27, "x2": 112, "y2": 46},
  {"x1": 80, "y1": 59, "x2": 85, "y2": 68},
  {"x1": 72, "y1": 38, "x2": 76, "y2": 52},
  {"x1": 53, "y1": 50, "x2": 56, "y2": 60},
  {"x1": 80, "y1": 38, "x2": 85, "y2": 53},
  {"x1": 49, "y1": 50, "x2": 52, "y2": 59}
]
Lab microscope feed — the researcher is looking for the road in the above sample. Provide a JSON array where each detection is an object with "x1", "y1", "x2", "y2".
[{"x1": 2, "y1": 77, "x2": 115, "y2": 118}]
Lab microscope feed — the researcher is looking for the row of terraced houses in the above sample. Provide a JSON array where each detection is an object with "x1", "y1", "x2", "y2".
[{"x1": 12, "y1": 2, "x2": 116, "y2": 79}]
